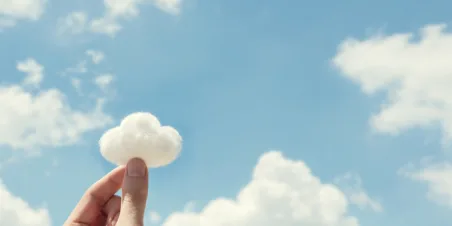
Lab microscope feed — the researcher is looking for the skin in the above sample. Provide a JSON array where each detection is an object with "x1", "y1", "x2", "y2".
[{"x1": 64, "y1": 158, "x2": 149, "y2": 226}]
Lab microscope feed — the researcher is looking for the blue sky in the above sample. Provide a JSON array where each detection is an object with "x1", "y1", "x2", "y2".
[{"x1": 2, "y1": 0, "x2": 452, "y2": 225}]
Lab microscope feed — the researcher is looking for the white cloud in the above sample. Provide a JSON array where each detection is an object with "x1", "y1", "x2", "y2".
[
  {"x1": 154, "y1": 0, "x2": 182, "y2": 15},
  {"x1": 0, "y1": 180, "x2": 51, "y2": 226},
  {"x1": 17, "y1": 58, "x2": 44, "y2": 87},
  {"x1": 104, "y1": 0, "x2": 142, "y2": 18},
  {"x1": 334, "y1": 173, "x2": 383, "y2": 213},
  {"x1": 100, "y1": 0, "x2": 183, "y2": 17},
  {"x1": 57, "y1": 0, "x2": 183, "y2": 36},
  {"x1": 148, "y1": 211, "x2": 162, "y2": 224},
  {"x1": 90, "y1": 0, "x2": 182, "y2": 36},
  {"x1": 0, "y1": 58, "x2": 112, "y2": 151},
  {"x1": 162, "y1": 151, "x2": 359, "y2": 226},
  {"x1": 56, "y1": 11, "x2": 87, "y2": 35},
  {"x1": 89, "y1": 0, "x2": 142, "y2": 37},
  {"x1": 0, "y1": 0, "x2": 46, "y2": 28},
  {"x1": 86, "y1": 50, "x2": 105, "y2": 64},
  {"x1": 99, "y1": 112, "x2": 182, "y2": 168},
  {"x1": 400, "y1": 161, "x2": 452, "y2": 208},
  {"x1": 94, "y1": 73, "x2": 114, "y2": 92},
  {"x1": 332, "y1": 24, "x2": 452, "y2": 140},
  {"x1": 89, "y1": 16, "x2": 122, "y2": 37}
]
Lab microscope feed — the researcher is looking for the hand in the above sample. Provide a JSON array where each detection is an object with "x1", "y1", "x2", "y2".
[{"x1": 64, "y1": 158, "x2": 149, "y2": 226}]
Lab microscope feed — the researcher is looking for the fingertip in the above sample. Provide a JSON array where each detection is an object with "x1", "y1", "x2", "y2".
[{"x1": 126, "y1": 158, "x2": 148, "y2": 177}]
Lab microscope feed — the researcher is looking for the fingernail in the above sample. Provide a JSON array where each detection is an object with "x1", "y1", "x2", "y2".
[{"x1": 127, "y1": 158, "x2": 146, "y2": 177}]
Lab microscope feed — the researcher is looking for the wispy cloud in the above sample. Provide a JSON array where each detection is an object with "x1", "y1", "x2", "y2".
[
  {"x1": 56, "y1": 0, "x2": 183, "y2": 37},
  {"x1": 400, "y1": 161, "x2": 452, "y2": 208},
  {"x1": 335, "y1": 172, "x2": 383, "y2": 213}
]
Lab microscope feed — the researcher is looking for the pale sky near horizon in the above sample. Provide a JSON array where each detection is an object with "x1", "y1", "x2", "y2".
[{"x1": 1, "y1": 0, "x2": 452, "y2": 225}]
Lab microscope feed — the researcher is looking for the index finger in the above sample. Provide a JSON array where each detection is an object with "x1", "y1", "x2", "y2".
[{"x1": 65, "y1": 166, "x2": 126, "y2": 225}]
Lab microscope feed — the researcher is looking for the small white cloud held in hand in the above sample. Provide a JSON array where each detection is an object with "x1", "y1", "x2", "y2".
[{"x1": 99, "y1": 112, "x2": 182, "y2": 168}]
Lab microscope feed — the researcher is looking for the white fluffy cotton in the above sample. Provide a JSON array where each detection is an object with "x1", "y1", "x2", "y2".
[{"x1": 99, "y1": 112, "x2": 182, "y2": 168}]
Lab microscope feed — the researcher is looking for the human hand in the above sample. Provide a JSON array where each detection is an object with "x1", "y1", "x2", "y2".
[{"x1": 64, "y1": 158, "x2": 149, "y2": 226}]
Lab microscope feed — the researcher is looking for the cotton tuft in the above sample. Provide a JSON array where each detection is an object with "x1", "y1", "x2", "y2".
[{"x1": 99, "y1": 112, "x2": 182, "y2": 168}]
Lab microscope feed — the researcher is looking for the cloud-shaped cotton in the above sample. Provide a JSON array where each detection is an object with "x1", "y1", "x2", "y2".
[{"x1": 99, "y1": 112, "x2": 182, "y2": 168}]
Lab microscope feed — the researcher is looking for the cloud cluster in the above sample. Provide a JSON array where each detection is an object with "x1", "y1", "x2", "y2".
[
  {"x1": 333, "y1": 24, "x2": 452, "y2": 141},
  {"x1": 60, "y1": 49, "x2": 115, "y2": 96},
  {"x1": 332, "y1": 23, "x2": 452, "y2": 211},
  {"x1": 99, "y1": 112, "x2": 182, "y2": 168},
  {"x1": 0, "y1": 52, "x2": 114, "y2": 226},
  {"x1": 91, "y1": 0, "x2": 182, "y2": 36},
  {"x1": 0, "y1": 58, "x2": 112, "y2": 150},
  {"x1": 163, "y1": 151, "x2": 359, "y2": 226},
  {"x1": 57, "y1": 0, "x2": 183, "y2": 37},
  {"x1": 0, "y1": 180, "x2": 51, "y2": 226}
]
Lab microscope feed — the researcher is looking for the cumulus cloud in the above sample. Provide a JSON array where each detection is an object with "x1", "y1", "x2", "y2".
[
  {"x1": 0, "y1": 85, "x2": 111, "y2": 151},
  {"x1": 17, "y1": 58, "x2": 44, "y2": 88},
  {"x1": 0, "y1": 180, "x2": 51, "y2": 226},
  {"x1": 99, "y1": 112, "x2": 182, "y2": 168},
  {"x1": 334, "y1": 173, "x2": 383, "y2": 213},
  {"x1": 0, "y1": 58, "x2": 112, "y2": 150},
  {"x1": 162, "y1": 151, "x2": 359, "y2": 226},
  {"x1": 0, "y1": 0, "x2": 46, "y2": 28},
  {"x1": 400, "y1": 161, "x2": 452, "y2": 208},
  {"x1": 332, "y1": 24, "x2": 452, "y2": 140}
]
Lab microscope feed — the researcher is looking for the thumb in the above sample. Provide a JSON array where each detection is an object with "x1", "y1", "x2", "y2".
[{"x1": 117, "y1": 158, "x2": 149, "y2": 226}]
